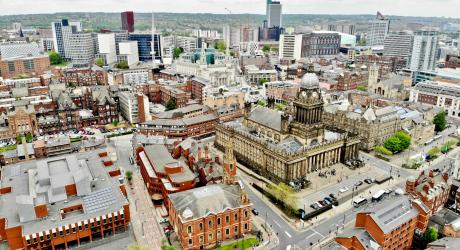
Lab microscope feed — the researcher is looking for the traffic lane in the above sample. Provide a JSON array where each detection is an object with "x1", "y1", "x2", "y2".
[
  {"x1": 240, "y1": 176, "x2": 294, "y2": 248},
  {"x1": 300, "y1": 175, "x2": 373, "y2": 212},
  {"x1": 359, "y1": 153, "x2": 411, "y2": 178}
]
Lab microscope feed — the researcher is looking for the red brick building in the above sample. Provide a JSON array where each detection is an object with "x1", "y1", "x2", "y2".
[
  {"x1": 444, "y1": 55, "x2": 460, "y2": 69},
  {"x1": 336, "y1": 71, "x2": 367, "y2": 91},
  {"x1": 336, "y1": 197, "x2": 425, "y2": 250},
  {"x1": 168, "y1": 184, "x2": 252, "y2": 250},
  {"x1": 54, "y1": 67, "x2": 107, "y2": 87},
  {"x1": 0, "y1": 55, "x2": 50, "y2": 79},
  {"x1": 135, "y1": 144, "x2": 196, "y2": 204}
]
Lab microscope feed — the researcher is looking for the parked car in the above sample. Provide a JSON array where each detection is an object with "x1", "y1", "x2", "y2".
[
  {"x1": 329, "y1": 193, "x2": 336, "y2": 200},
  {"x1": 163, "y1": 225, "x2": 173, "y2": 232},
  {"x1": 355, "y1": 181, "x2": 363, "y2": 187},
  {"x1": 339, "y1": 187, "x2": 349, "y2": 193},
  {"x1": 252, "y1": 208, "x2": 259, "y2": 215},
  {"x1": 159, "y1": 218, "x2": 169, "y2": 224},
  {"x1": 324, "y1": 197, "x2": 333, "y2": 203},
  {"x1": 323, "y1": 199, "x2": 331, "y2": 205},
  {"x1": 384, "y1": 189, "x2": 393, "y2": 195},
  {"x1": 364, "y1": 179, "x2": 373, "y2": 184}
]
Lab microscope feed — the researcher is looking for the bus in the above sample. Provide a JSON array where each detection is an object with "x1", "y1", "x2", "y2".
[
  {"x1": 353, "y1": 197, "x2": 368, "y2": 208},
  {"x1": 372, "y1": 190, "x2": 386, "y2": 202}
]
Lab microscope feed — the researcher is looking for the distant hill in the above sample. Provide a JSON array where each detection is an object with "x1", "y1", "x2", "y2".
[{"x1": 0, "y1": 12, "x2": 456, "y2": 33}]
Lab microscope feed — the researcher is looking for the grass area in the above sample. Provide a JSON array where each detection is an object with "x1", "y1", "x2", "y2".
[
  {"x1": 53, "y1": 61, "x2": 70, "y2": 67},
  {"x1": 215, "y1": 237, "x2": 259, "y2": 250},
  {"x1": 0, "y1": 144, "x2": 17, "y2": 152}
]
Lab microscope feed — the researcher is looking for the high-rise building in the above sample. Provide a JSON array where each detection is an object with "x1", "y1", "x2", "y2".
[
  {"x1": 223, "y1": 25, "x2": 241, "y2": 48},
  {"x1": 52, "y1": 19, "x2": 94, "y2": 67},
  {"x1": 97, "y1": 33, "x2": 117, "y2": 65},
  {"x1": 121, "y1": 11, "x2": 135, "y2": 33},
  {"x1": 301, "y1": 31, "x2": 341, "y2": 57},
  {"x1": 409, "y1": 30, "x2": 439, "y2": 72},
  {"x1": 366, "y1": 12, "x2": 390, "y2": 46},
  {"x1": 267, "y1": 1, "x2": 282, "y2": 27},
  {"x1": 118, "y1": 41, "x2": 139, "y2": 67},
  {"x1": 128, "y1": 33, "x2": 161, "y2": 62},
  {"x1": 279, "y1": 34, "x2": 303, "y2": 60},
  {"x1": 383, "y1": 31, "x2": 414, "y2": 59}
]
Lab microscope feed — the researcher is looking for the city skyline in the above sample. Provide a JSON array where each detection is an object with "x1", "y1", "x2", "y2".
[{"x1": 0, "y1": 0, "x2": 459, "y2": 18}]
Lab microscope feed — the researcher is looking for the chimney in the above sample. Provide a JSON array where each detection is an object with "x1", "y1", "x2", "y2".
[
  {"x1": 423, "y1": 184, "x2": 430, "y2": 193},
  {"x1": 443, "y1": 172, "x2": 449, "y2": 182},
  {"x1": 215, "y1": 156, "x2": 220, "y2": 164},
  {"x1": 429, "y1": 170, "x2": 434, "y2": 178}
]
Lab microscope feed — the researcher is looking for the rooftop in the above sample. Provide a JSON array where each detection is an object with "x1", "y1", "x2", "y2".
[{"x1": 0, "y1": 150, "x2": 127, "y2": 236}]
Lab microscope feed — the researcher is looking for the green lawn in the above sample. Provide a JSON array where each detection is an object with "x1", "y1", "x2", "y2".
[
  {"x1": 0, "y1": 144, "x2": 17, "y2": 152},
  {"x1": 215, "y1": 237, "x2": 259, "y2": 250}
]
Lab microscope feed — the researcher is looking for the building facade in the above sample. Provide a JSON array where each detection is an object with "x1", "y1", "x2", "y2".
[
  {"x1": 121, "y1": 11, "x2": 135, "y2": 33},
  {"x1": 279, "y1": 34, "x2": 303, "y2": 60},
  {"x1": 383, "y1": 31, "x2": 414, "y2": 59},
  {"x1": 409, "y1": 81, "x2": 460, "y2": 118},
  {"x1": 215, "y1": 73, "x2": 360, "y2": 183},
  {"x1": 409, "y1": 30, "x2": 439, "y2": 72},
  {"x1": 301, "y1": 31, "x2": 341, "y2": 57}
]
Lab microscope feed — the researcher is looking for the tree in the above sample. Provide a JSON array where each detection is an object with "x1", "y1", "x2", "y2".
[
  {"x1": 256, "y1": 101, "x2": 267, "y2": 107},
  {"x1": 173, "y1": 47, "x2": 184, "y2": 59},
  {"x1": 375, "y1": 145, "x2": 393, "y2": 156},
  {"x1": 394, "y1": 131, "x2": 411, "y2": 150},
  {"x1": 358, "y1": 38, "x2": 367, "y2": 46},
  {"x1": 262, "y1": 45, "x2": 271, "y2": 53},
  {"x1": 25, "y1": 132, "x2": 33, "y2": 143},
  {"x1": 356, "y1": 86, "x2": 367, "y2": 92},
  {"x1": 214, "y1": 40, "x2": 226, "y2": 52},
  {"x1": 428, "y1": 147, "x2": 440, "y2": 158},
  {"x1": 422, "y1": 226, "x2": 438, "y2": 243},
  {"x1": 49, "y1": 51, "x2": 64, "y2": 65},
  {"x1": 161, "y1": 239, "x2": 176, "y2": 250},
  {"x1": 259, "y1": 78, "x2": 269, "y2": 85},
  {"x1": 267, "y1": 183, "x2": 298, "y2": 209},
  {"x1": 165, "y1": 98, "x2": 177, "y2": 111},
  {"x1": 16, "y1": 133, "x2": 23, "y2": 144},
  {"x1": 95, "y1": 58, "x2": 105, "y2": 67},
  {"x1": 384, "y1": 136, "x2": 402, "y2": 153},
  {"x1": 125, "y1": 170, "x2": 133, "y2": 183},
  {"x1": 433, "y1": 111, "x2": 447, "y2": 132},
  {"x1": 116, "y1": 61, "x2": 129, "y2": 69}
]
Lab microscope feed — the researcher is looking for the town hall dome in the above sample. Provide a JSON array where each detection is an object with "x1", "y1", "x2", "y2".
[{"x1": 300, "y1": 73, "x2": 319, "y2": 89}]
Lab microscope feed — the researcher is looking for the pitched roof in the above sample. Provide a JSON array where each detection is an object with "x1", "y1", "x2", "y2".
[{"x1": 248, "y1": 106, "x2": 282, "y2": 131}]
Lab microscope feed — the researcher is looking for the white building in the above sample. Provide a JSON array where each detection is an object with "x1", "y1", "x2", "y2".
[
  {"x1": 267, "y1": 2, "x2": 282, "y2": 27},
  {"x1": 279, "y1": 34, "x2": 303, "y2": 60},
  {"x1": 118, "y1": 92, "x2": 150, "y2": 124},
  {"x1": 97, "y1": 33, "x2": 117, "y2": 65},
  {"x1": 223, "y1": 25, "x2": 241, "y2": 48},
  {"x1": 410, "y1": 81, "x2": 460, "y2": 118},
  {"x1": 118, "y1": 41, "x2": 139, "y2": 67},
  {"x1": 409, "y1": 30, "x2": 439, "y2": 72},
  {"x1": 384, "y1": 31, "x2": 414, "y2": 59},
  {"x1": 66, "y1": 32, "x2": 94, "y2": 68},
  {"x1": 366, "y1": 13, "x2": 390, "y2": 46}
]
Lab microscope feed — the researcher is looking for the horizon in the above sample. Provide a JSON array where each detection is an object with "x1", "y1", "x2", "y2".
[{"x1": 0, "y1": 0, "x2": 459, "y2": 19}]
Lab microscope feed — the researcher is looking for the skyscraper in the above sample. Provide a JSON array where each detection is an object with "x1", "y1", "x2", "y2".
[
  {"x1": 128, "y1": 33, "x2": 161, "y2": 62},
  {"x1": 267, "y1": 1, "x2": 282, "y2": 27},
  {"x1": 51, "y1": 19, "x2": 90, "y2": 65},
  {"x1": 121, "y1": 11, "x2": 135, "y2": 33},
  {"x1": 366, "y1": 12, "x2": 390, "y2": 46},
  {"x1": 409, "y1": 30, "x2": 439, "y2": 72},
  {"x1": 383, "y1": 31, "x2": 414, "y2": 59}
]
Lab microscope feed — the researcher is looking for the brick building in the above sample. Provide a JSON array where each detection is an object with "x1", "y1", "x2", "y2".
[
  {"x1": 54, "y1": 67, "x2": 107, "y2": 87},
  {"x1": 135, "y1": 144, "x2": 196, "y2": 203},
  {"x1": 444, "y1": 55, "x2": 460, "y2": 69},
  {"x1": 168, "y1": 184, "x2": 252, "y2": 250},
  {"x1": 0, "y1": 55, "x2": 51, "y2": 79},
  {"x1": 0, "y1": 151, "x2": 130, "y2": 250},
  {"x1": 336, "y1": 71, "x2": 368, "y2": 91},
  {"x1": 336, "y1": 197, "x2": 427, "y2": 250}
]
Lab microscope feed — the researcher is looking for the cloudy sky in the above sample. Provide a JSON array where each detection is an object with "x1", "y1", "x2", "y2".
[{"x1": 0, "y1": 0, "x2": 459, "y2": 18}]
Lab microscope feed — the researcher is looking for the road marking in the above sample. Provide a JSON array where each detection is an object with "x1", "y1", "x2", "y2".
[
  {"x1": 312, "y1": 229, "x2": 325, "y2": 238},
  {"x1": 273, "y1": 220, "x2": 282, "y2": 227},
  {"x1": 285, "y1": 231, "x2": 292, "y2": 238},
  {"x1": 305, "y1": 232, "x2": 317, "y2": 241}
]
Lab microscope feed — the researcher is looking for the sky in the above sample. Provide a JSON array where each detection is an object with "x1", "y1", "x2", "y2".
[{"x1": 0, "y1": 0, "x2": 460, "y2": 18}]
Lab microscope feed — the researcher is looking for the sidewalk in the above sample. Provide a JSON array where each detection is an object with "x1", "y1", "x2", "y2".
[{"x1": 252, "y1": 215, "x2": 279, "y2": 250}]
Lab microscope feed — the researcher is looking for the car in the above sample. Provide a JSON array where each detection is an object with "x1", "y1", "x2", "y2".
[
  {"x1": 339, "y1": 187, "x2": 349, "y2": 193},
  {"x1": 318, "y1": 200, "x2": 326, "y2": 206},
  {"x1": 329, "y1": 193, "x2": 336, "y2": 199},
  {"x1": 355, "y1": 181, "x2": 363, "y2": 187},
  {"x1": 159, "y1": 218, "x2": 169, "y2": 224},
  {"x1": 312, "y1": 203, "x2": 321, "y2": 210},
  {"x1": 310, "y1": 204, "x2": 316, "y2": 209},
  {"x1": 163, "y1": 225, "x2": 173, "y2": 232},
  {"x1": 315, "y1": 201, "x2": 324, "y2": 208},
  {"x1": 323, "y1": 199, "x2": 331, "y2": 205},
  {"x1": 384, "y1": 189, "x2": 393, "y2": 195},
  {"x1": 324, "y1": 197, "x2": 333, "y2": 203},
  {"x1": 364, "y1": 179, "x2": 373, "y2": 184},
  {"x1": 252, "y1": 208, "x2": 259, "y2": 215}
]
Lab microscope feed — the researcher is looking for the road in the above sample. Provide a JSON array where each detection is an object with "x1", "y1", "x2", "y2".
[{"x1": 242, "y1": 148, "x2": 459, "y2": 249}]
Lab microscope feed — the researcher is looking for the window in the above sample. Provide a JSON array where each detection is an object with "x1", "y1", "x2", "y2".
[
  {"x1": 225, "y1": 215, "x2": 229, "y2": 223},
  {"x1": 234, "y1": 213, "x2": 238, "y2": 221},
  {"x1": 188, "y1": 239, "x2": 192, "y2": 246},
  {"x1": 217, "y1": 230, "x2": 221, "y2": 239},
  {"x1": 209, "y1": 233, "x2": 213, "y2": 241},
  {"x1": 234, "y1": 226, "x2": 238, "y2": 233},
  {"x1": 199, "y1": 235, "x2": 203, "y2": 243},
  {"x1": 23, "y1": 59, "x2": 34, "y2": 70},
  {"x1": 7, "y1": 61, "x2": 15, "y2": 72},
  {"x1": 226, "y1": 228, "x2": 230, "y2": 235},
  {"x1": 217, "y1": 218, "x2": 221, "y2": 225},
  {"x1": 199, "y1": 223, "x2": 203, "y2": 231},
  {"x1": 244, "y1": 210, "x2": 248, "y2": 218},
  {"x1": 244, "y1": 223, "x2": 248, "y2": 230},
  {"x1": 187, "y1": 225, "x2": 192, "y2": 234},
  {"x1": 208, "y1": 220, "x2": 212, "y2": 228}
]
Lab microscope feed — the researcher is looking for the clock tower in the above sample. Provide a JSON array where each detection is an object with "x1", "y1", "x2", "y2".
[{"x1": 293, "y1": 73, "x2": 324, "y2": 125}]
